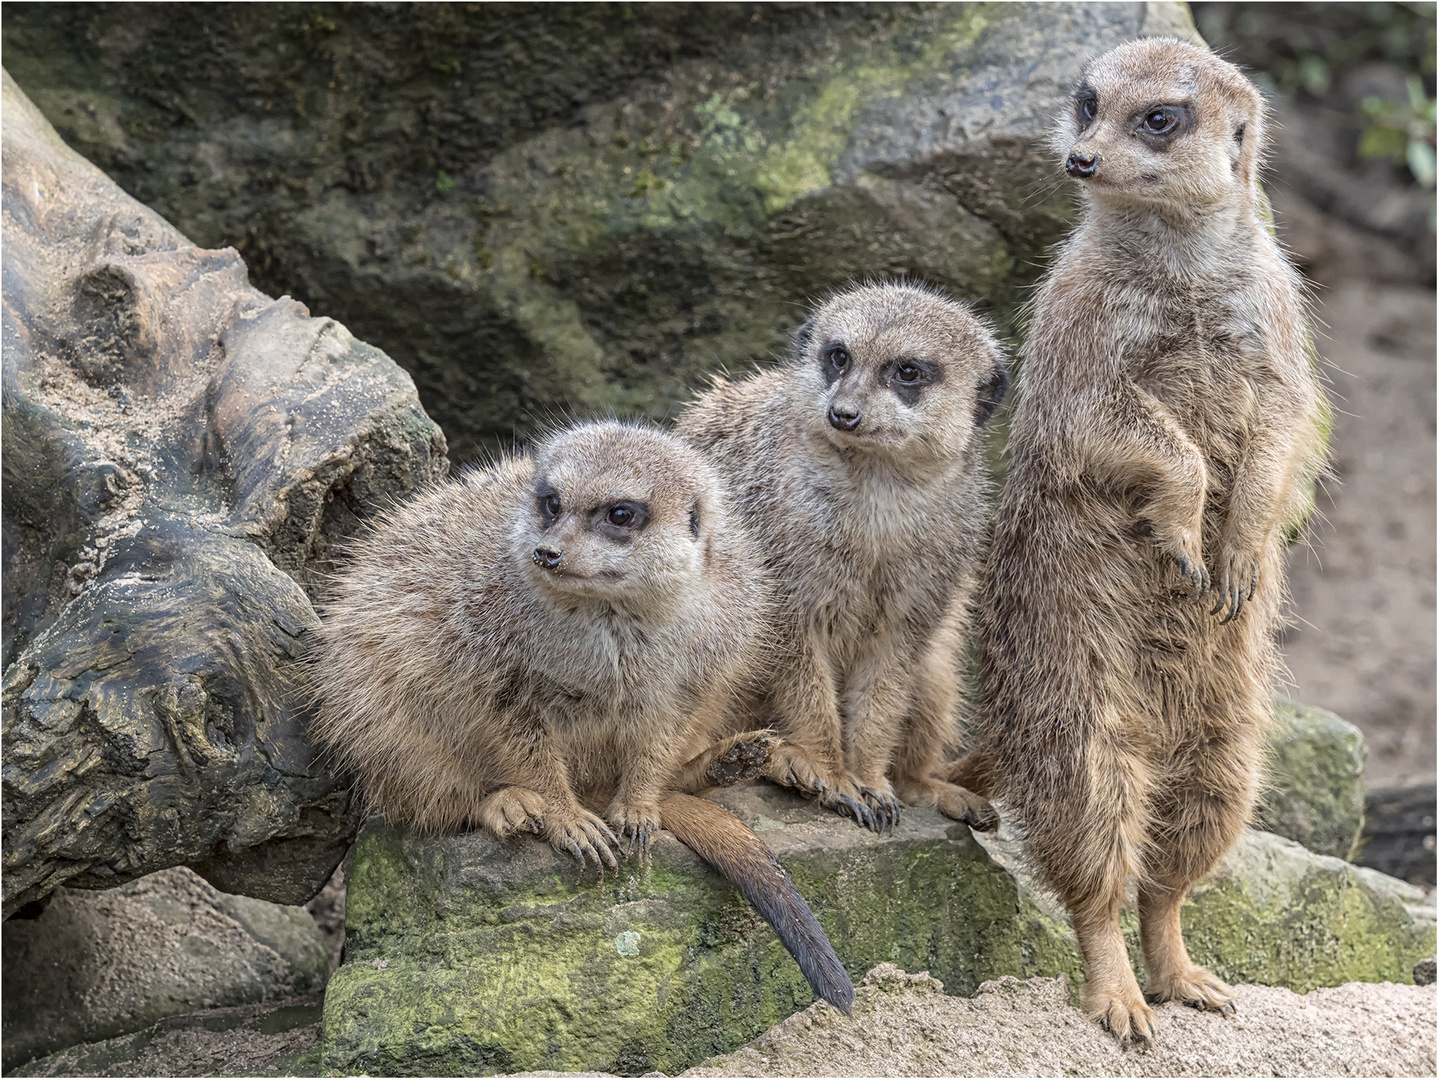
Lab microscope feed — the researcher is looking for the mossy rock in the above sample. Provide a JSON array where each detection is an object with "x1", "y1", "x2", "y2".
[
  {"x1": 2, "y1": 2, "x2": 1201, "y2": 462},
  {"x1": 323, "y1": 781, "x2": 1433, "y2": 1076},
  {"x1": 1259, "y1": 697, "x2": 1367, "y2": 860}
]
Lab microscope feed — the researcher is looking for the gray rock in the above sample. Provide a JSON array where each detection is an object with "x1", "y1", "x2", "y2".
[
  {"x1": 0, "y1": 70, "x2": 447, "y2": 916},
  {"x1": 324, "y1": 781, "x2": 1434, "y2": 1076},
  {"x1": 1, "y1": 3, "x2": 1202, "y2": 462},
  {"x1": 1259, "y1": 697, "x2": 1367, "y2": 859},
  {"x1": 1416, "y1": 957, "x2": 1437, "y2": 986},
  {"x1": 1, "y1": 867, "x2": 328, "y2": 1072}
]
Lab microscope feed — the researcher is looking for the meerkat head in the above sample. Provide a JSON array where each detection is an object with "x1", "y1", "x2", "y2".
[
  {"x1": 1058, "y1": 38, "x2": 1265, "y2": 212},
  {"x1": 790, "y1": 282, "x2": 1008, "y2": 465},
  {"x1": 515, "y1": 420, "x2": 721, "y2": 605}
]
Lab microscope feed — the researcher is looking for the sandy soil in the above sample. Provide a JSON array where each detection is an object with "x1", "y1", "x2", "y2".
[
  {"x1": 682, "y1": 965, "x2": 1438, "y2": 1078},
  {"x1": 1281, "y1": 278, "x2": 1437, "y2": 789},
  {"x1": 1269, "y1": 189, "x2": 1437, "y2": 791}
]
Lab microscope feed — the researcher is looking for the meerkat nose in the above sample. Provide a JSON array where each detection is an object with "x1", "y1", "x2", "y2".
[
  {"x1": 533, "y1": 546, "x2": 563, "y2": 570},
  {"x1": 1066, "y1": 151, "x2": 1098, "y2": 179},
  {"x1": 828, "y1": 403, "x2": 862, "y2": 432}
]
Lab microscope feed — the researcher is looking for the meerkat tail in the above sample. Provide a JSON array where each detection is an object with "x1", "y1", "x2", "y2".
[{"x1": 658, "y1": 793, "x2": 855, "y2": 1015}]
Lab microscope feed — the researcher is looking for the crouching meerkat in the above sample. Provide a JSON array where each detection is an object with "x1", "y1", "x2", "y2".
[
  {"x1": 678, "y1": 282, "x2": 1010, "y2": 834},
  {"x1": 950, "y1": 39, "x2": 1328, "y2": 1046},
  {"x1": 311, "y1": 420, "x2": 854, "y2": 1013}
]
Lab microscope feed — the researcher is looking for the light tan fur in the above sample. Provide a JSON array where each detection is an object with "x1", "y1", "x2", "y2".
[
  {"x1": 954, "y1": 39, "x2": 1327, "y2": 1047},
  {"x1": 310, "y1": 420, "x2": 772, "y2": 867},
  {"x1": 678, "y1": 282, "x2": 1009, "y2": 834}
]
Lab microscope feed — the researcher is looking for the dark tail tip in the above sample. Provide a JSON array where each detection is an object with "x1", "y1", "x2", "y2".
[{"x1": 659, "y1": 794, "x2": 854, "y2": 1013}]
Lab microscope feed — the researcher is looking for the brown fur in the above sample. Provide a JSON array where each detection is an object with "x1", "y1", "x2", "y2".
[
  {"x1": 677, "y1": 282, "x2": 1009, "y2": 834},
  {"x1": 955, "y1": 39, "x2": 1327, "y2": 1047},
  {"x1": 311, "y1": 420, "x2": 772, "y2": 861},
  {"x1": 310, "y1": 420, "x2": 854, "y2": 1011}
]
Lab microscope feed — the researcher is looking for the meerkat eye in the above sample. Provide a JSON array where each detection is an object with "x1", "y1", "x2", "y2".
[
  {"x1": 1076, "y1": 90, "x2": 1098, "y2": 126},
  {"x1": 826, "y1": 344, "x2": 850, "y2": 372},
  {"x1": 539, "y1": 492, "x2": 561, "y2": 518},
  {"x1": 600, "y1": 501, "x2": 649, "y2": 532},
  {"x1": 896, "y1": 362, "x2": 922, "y2": 384},
  {"x1": 1143, "y1": 109, "x2": 1177, "y2": 134}
]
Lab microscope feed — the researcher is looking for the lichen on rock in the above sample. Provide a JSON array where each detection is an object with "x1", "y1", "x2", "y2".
[{"x1": 324, "y1": 782, "x2": 1434, "y2": 1077}]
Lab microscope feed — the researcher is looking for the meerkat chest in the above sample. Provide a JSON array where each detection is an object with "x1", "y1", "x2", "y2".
[
  {"x1": 790, "y1": 480, "x2": 955, "y2": 655},
  {"x1": 1123, "y1": 279, "x2": 1269, "y2": 437}
]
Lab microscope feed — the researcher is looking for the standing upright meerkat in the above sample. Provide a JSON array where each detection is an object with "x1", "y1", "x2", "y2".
[
  {"x1": 311, "y1": 420, "x2": 854, "y2": 1013},
  {"x1": 677, "y1": 282, "x2": 1010, "y2": 834},
  {"x1": 950, "y1": 38, "x2": 1328, "y2": 1047}
]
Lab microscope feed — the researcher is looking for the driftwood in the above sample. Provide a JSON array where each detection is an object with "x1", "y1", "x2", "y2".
[{"x1": 1, "y1": 71, "x2": 448, "y2": 917}]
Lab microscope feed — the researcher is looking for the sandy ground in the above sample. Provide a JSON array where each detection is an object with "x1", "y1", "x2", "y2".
[
  {"x1": 1280, "y1": 277, "x2": 1437, "y2": 789},
  {"x1": 682, "y1": 965, "x2": 1438, "y2": 1078}
]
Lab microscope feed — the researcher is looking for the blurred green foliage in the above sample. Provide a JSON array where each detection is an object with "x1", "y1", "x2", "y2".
[{"x1": 1193, "y1": 2, "x2": 1437, "y2": 187}]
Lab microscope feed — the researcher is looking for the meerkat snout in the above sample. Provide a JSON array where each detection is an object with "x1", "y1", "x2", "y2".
[
  {"x1": 533, "y1": 545, "x2": 563, "y2": 570},
  {"x1": 828, "y1": 402, "x2": 861, "y2": 431},
  {"x1": 1065, "y1": 150, "x2": 1098, "y2": 178}
]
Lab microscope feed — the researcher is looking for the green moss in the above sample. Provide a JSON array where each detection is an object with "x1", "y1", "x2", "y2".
[
  {"x1": 326, "y1": 779, "x2": 1433, "y2": 1076},
  {"x1": 1259, "y1": 698, "x2": 1367, "y2": 860}
]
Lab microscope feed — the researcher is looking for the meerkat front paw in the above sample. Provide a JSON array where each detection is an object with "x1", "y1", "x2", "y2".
[
  {"x1": 1155, "y1": 532, "x2": 1210, "y2": 596},
  {"x1": 477, "y1": 786, "x2": 548, "y2": 838},
  {"x1": 1146, "y1": 964, "x2": 1236, "y2": 1016},
  {"x1": 544, "y1": 807, "x2": 619, "y2": 874},
  {"x1": 607, "y1": 800, "x2": 662, "y2": 861},
  {"x1": 1209, "y1": 551, "x2": 1259, "y2": 624},
  {"x1": 821, "y1": 774, "x2": 901, "y2": 835}
]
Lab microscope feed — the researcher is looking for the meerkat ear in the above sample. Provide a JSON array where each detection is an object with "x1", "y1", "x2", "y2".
[
  {"x1": 974, "y1": 361, "x2": 1010, "y2": 426},
  {"x1": 689, "y1": 503, "x2": 701, "y2": 539},
  {"x1": 791, "y1": 317, "x2": 815, "y2": 357}
]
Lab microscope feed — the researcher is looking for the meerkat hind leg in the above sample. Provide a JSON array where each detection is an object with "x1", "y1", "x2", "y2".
[
  {"x1": 1139, "y1": 881, "x2": 1235, "y2": 1013},
  {"x1": 1075, "y1": 895, "x2": 1158, "y2": 1049}
]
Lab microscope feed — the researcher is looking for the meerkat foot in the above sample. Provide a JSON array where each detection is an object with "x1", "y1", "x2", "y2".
[
  {"x1": 477, "y1": 786, "x2": 548, "y2": 838},
  {"x1": 762, "y1": 742, "x2": 831, "y2": 796},
  {"x1": 695, "y1": 729, "x2": 779, "y2": 789},
  {"x1": 898, "y1": 776, "x2": 998, "y2": 832},
  {"x1": 607, "y1": 801, "x2": 663, "y2": 861},
  {"x1": 1146, "y1": 964, "x2": 1236, "y2": 1016},
  {"x1": 544, "y1": 808, "x2": 619, "y2": 875},
  {"x1": 821, "y1": 775, "x2": 900, "y2": 834},
  {"x1": 1085, "y1": 979, "x2": 1158, "y2": 1050}
]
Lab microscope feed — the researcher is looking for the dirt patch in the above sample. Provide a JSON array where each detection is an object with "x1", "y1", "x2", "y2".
[{"x1": 683, "y1": 965, "x2": 1437, "y2": 1078}]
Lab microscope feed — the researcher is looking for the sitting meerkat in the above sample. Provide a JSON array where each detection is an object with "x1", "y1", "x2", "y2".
[
  {"x1": 677, "y1": 282, "x2": 1009, "y2": 834},
  {"x1": 950, "y1": 39, "x2": 1328, "y2": 1047},
  {"x1": 311, "y1": 420, "x2": 853, "y2": 1013}
]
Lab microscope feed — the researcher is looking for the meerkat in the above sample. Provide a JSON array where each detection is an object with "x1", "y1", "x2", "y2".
[
  {"x1": 949, "y1": 39, "x2": 1328, "y2": 1048},
  {"x1": 677, "y1": 282, "x2": 1010, "y2": 834},
  {"x1": 310, "y1": 420, "x2": 854, "y2": 1013}
]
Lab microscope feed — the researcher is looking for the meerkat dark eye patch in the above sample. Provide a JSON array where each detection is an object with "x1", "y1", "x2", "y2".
[
  {"x1": 974, "y1": 362, "x2": 1010, "y2": 426},
  {"x1": 1075, "y1": 86, "x2": 1098, "y2": 129},
  {"x1": 822, "y1": 342, "x2": 851, "y2": 384},
  {"x1": 594, "y1": 500, "x2": 650, "y2": 540},
  {"x1": 883, "y1": 357, "x2": 940, "y2": 406},
  {"x1": 1132, "y1": 102, "x2": 1195, "y2": 148},
  {"x1": 535, "y1": 484, "x2": 562, "y2": 523}
]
